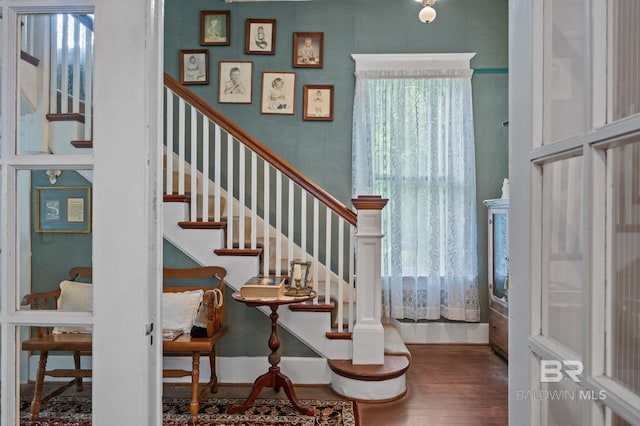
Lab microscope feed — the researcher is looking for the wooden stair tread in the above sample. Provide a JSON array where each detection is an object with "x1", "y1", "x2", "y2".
[
  {"x1": 214, "y1": 248, "x2": 262, "y2": 257},
  {"x1": 178, "y1": 221, "x2": 225, "y2": 229},
  {"x1": 71, "y1": 140, "x2": 93, "y2": 148},
  {"x1": 328, "y1": 355, "x2": 410, "y2": 382}
]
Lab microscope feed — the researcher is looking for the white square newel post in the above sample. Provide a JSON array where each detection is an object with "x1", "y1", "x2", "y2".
[{"x1": 351, "y1": 195, "x2": 388, "y2": 364}]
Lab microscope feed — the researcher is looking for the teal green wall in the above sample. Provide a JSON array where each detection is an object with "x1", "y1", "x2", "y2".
[
  {"x1": 164, "y1": 0, "x2": 509, "y2": 322},
  {"x1": 31, "y1": 171, "x2": 93, "y2": 294}
]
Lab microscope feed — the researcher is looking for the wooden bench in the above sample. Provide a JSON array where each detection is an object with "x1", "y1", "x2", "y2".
[{"x1": 21, "y1": 266, "x2": 228, "y2": 424}]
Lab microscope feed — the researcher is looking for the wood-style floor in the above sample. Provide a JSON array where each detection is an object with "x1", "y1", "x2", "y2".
[
  {"x1": 357, "y1": 344, "x2": 508, "y2": 426},
  {"x1": 21, "y1": 344, "x2": 508, "y2": 425}
]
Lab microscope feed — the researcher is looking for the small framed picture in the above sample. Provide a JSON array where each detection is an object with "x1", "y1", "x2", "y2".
[
  {"x1": 219, "y1": 61, "x2": 253, "y2": 104},
  {"x1": 180, "y1": 50, "x2": 209, "y2": 85},
  {"x1": 246, "y1": 19, "x2": 276, "y2": 54},
  {"x1": 35, "y1": 187, "x2": 92, "y2": 233},
  {"x1": 293, "y1": 32, "x2": 323, "y2": 68},
  {"x1": 303, "y1": 85, "x2": 334, "y2": 121},
  {"x1": 261, "y1": 71, "x2": 296, "y2": 115},
  {"x1": 200, "y1": 10, "x2": 230, "y2": 46}
]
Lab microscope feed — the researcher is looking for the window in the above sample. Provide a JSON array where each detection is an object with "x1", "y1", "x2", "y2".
[{"x1": 352, "y1": 54, "x2": 480, "y2": 322}]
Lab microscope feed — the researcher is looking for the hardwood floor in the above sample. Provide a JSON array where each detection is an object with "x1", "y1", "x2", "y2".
[
  {"x1": 357, "y1": 344, "x2": 508, "y2": 426},
  {"x1": 21, "y1": 344, "x2": 507, "y2": 425}
]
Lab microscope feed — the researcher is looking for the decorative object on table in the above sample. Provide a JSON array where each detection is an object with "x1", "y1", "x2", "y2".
[
  {"x1": 260, "y1": 71, "x2": 295, "y2": 115},
  {"x1": 285, "y1": 260, "x2": 312, "y2": 296},
  {"x1": 240, "y1": 276, "x2": 286, "y2": 298},
  {"x1": 200, "y1": 10, "x2": 230, "y2": 46},
  {"x1": 292, "y1": 32, "x2": 323, "y2": 68},
  {"x1": 218, "y1": 61, "x2": 253, "y2": 104},
  {"x1": 303, "y1": 84, "x2": 334, "y2": 121},
  {"x1": 179, "y1": 49, "x2": 209, "y2": 85},
  {"x1": 35, "y1": 186, "x2": 91, "y2": 233},
  {"x1": 245, "y1": 19, "x2": 276, "y2": 54}
]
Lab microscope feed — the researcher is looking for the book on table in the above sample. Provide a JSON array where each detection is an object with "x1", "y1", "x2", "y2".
[{"x1": 240, "y1": 276, "x2": 287, "y2": 298}]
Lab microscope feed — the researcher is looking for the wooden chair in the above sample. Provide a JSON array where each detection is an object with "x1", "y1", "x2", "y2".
[{"x1": 21, "y1": 266, "x2": 228, "y2": 424}]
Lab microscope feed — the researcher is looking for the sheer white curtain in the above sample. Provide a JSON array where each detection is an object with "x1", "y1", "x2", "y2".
[{"x1": 352, "y1": 60, "x2": 480, "y2": 322}]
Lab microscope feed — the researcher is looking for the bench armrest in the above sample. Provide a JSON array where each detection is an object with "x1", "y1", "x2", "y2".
[{"x1": 202, "y1": 288, "x2": 224, "y2": 337}]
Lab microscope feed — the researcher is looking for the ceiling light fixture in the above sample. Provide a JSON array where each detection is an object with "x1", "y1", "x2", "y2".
[{"x1": 416, "y1": 0, "x2": 437, "y2": 24}]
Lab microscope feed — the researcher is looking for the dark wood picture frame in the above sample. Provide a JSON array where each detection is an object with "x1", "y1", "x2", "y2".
[
  {"x1": 261, "y1": 71, "x2": 296, "y2": 115},
  {"x1": 293, "y1": 32, "x2": 323, "y2": 68},
  {"x1": 219, "y1": 61, "x2": 253, "y2": 104},
  {"x1": 35, "y1": 186, "x2": 92, "y2": 233},
  {"x1": 179, "y1": 50, "x2": 209, "y2": 85},
  {"x1": 303, "y1": 85, "x2": 334, "y2": 121},
  {"x1": 200, "y1": 10, "x2": 230, "y2": 46},
  {"x1": 245, "y1": 19, "x2": 276, "y2": 54}
]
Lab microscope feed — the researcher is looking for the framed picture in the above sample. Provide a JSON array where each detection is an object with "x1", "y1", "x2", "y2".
[
  {"x1": 219, "y1": 61, "x2": 253, "y2": 104},
  {"x1": 245, "y1": 19, "x2": 276, "y2": 54},
  {"x1": 179, "y1": 50, "x2": 209, "y2": 85},
  {"x1": 293, "y1": 32, "x2": 323, "y2": 68},
  {"x1": 303, "y1": 85, "x2": 334, "y2": 121},
  {"x1": 261, "y1": 72, "x2": 296, "y2": 115},
  {"x1": 200, "y1": 10, "x2": 230, "y2": 46},
  {"x1": 35, "y1": 186, "x2": 92, "y2": 233}
]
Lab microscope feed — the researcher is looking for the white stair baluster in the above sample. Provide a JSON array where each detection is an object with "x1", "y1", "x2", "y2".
[
  {"x1": 202, "y1": 118, "x2": 210, "y2": 222},
  {"x1": 214, "y1": 124, "x2": 221, "y2": 222},
  {"x1": 178, "y1": 99, "x2": 186, "y2": 195},
  {"x1": 288, "y1": 180, "x2": 294, "y2": 266},
  {"x1": 226, "y1": 133, "x2": 234, "y2": 249},
  {"x1": 324, "y1": 211, "x2": 332, "y2": 305},
  {"x1": 337, "y1": 217, "x2": 344, "y2": 332},
  {"x1": 275, "y1": 172, "x2": 283, "y2": 276},
  {"x1": 238, "y1": 145, "x2": 246, "y2": 248},
  {"x1": 190, "y1": 106, "x2": 198, "y2": 222},
  {"x1": 165, "y1": 89, "x2": 174, "y2": 195},
  {"x1": 263, "y1": 165, "x2": 270, "y2": 276},
  {"x1": 251, "y1": 153, "x2": 258, "y2": 250}
]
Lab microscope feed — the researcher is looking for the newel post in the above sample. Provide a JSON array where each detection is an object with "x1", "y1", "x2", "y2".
[{"x1": 351, "y1": 195, "x2": 388, "y2": 365}]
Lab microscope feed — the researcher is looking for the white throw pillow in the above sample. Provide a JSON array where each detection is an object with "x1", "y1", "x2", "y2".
[
  {"x1": 162, "y1": 290, "x2": 204, "y2": 333},
  {"x1": 52, "y1": 280, "x2": 93, "y2": 334}
]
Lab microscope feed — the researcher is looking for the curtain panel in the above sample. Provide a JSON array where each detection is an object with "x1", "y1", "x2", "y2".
[{"x1": 352, "y1": 68, "x2": 480, "y2": 322}]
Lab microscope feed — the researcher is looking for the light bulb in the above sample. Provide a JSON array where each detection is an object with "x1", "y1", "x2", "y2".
[{"x1": 419, "y1": 5, "x2": 437, "y2": 23}]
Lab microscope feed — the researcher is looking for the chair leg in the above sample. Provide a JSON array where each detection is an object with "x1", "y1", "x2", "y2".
[
  {"x1": 73, "y1": 351, "x2": 84, "y2": 391},
  {"x1": 30, "y1": 351, "x2": 49, "y2": 421},
  {"x1": 190, "y1": 352, "x2": 201, "y2": 424},
  {"x1": 209, "y1": 346, "x2": 218, "y2": 393}
]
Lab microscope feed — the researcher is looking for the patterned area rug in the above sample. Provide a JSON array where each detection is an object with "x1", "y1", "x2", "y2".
[{"x1": 20, "y1": 396, "x2": 359, "y2": 426}]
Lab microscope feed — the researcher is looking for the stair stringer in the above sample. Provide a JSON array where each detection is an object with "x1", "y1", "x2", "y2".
[{"x1": 163, "y1": 201, "x2": 352, "y2": 361}]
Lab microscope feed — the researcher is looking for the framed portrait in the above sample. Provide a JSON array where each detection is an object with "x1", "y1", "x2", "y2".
[
  {"x1": 200, "y1": 10, "x2": 230, "y2": 46},
  {"x1": 293, "y1": 32, "x2": 323, "y2": 68},
  {"x1": 303, "y1": 85, "x2": 334, "y2": 121},
  {"x1": 219, "y1": 61, "x2": 253, "y2": 104},
  {"x1": 245, "y1": 19, "x2": 276, "y2": 54},
  {"x1": 261, "y1": 72, "x2": 296, "y2": 115},
  {"x1": 179, "y1": 50, "x2": 209, "y2": 85},
  {"x1": 35, "y1": 186, "x2": 92, "y2": 233}
]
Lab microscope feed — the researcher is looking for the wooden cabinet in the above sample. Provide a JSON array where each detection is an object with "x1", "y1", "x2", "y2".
[{"x1": 483, "y1": 198, "x2": 509, "y2": 360}]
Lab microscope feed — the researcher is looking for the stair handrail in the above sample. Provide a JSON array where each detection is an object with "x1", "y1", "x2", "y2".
[{"x1": 164, "y1": 72, "x2": 357, "y2": 227}]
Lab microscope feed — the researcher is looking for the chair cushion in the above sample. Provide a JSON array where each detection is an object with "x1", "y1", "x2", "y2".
[
  {"x1": 52, "y1": 280, "x2": 93, "y2": 334},
  {"x1": 162, "y1": 290, "x2": 204, "y2": 333}
]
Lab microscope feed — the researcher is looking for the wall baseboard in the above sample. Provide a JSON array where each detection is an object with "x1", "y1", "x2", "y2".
[{"x1": 390, "y1": 319, "x2": 489, "y2": 344}]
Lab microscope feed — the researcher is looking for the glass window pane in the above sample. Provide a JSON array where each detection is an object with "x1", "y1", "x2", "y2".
[
  {"x1": 543, "y1": 0, "x2": 586, "y2": 143},
  {"x1": 17, "y1": 14, "x2": 94, "y2": 155},
  {"x1": 17, "y1": 169, "x2": 92, "y2": 309},
  {"x1": 541, "y1": 156, "x2": 584, "y2": 355},
  {"x1": 19, "y1": 325, "x2": 92, "y2": 422},
  {"x1": 541, "y1": 379, "x2": 590, "y2": 426},
  {"x1": 607, "y1": 142, "x2": 640, "y2": 394},
  {"x1": 611, "y1": 1, "x2": 640, "y2": 121}
]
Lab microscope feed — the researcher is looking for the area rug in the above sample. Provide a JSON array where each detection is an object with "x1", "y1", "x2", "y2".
[{"x1": 20, "y1": 396, "x2": 359, "y2": 426}]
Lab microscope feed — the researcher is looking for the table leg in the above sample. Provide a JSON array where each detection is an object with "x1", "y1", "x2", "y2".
[{"x1": 228, "y1": 305, "x2": 313, "y2": 416}]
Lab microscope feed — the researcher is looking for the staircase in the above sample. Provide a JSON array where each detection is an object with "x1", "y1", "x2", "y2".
[{"x1": 30, "y1": 12, "x2": 410, "y2": 402}]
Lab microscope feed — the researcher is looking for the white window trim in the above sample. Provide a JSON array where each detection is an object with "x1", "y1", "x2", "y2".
[{"x1": 351, "y1": 52, "x2": 476, "y2": 72}]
